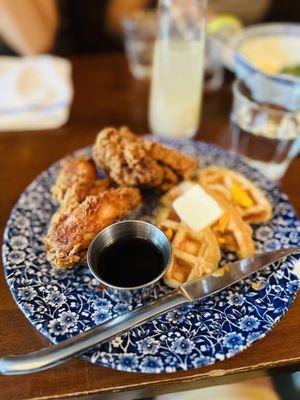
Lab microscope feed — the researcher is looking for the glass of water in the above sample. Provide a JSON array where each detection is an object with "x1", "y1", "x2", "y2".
[
  {"x1": 231, "y1": 75, "x2": 300, "y2": 180},
  {"x1": 122, "y1": 10, "x2": 156, "y2": 80},
  {"x1": 204, "y1": 36, "x2": 224, "y2": 92}
]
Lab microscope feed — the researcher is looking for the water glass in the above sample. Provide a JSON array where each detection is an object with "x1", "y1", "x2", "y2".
[
  {"x1": 231, "y1": 75, "x2": 300, "y2": 180},
  {"x1": 122, "y1": 10, "x2": 156, "y2": 80},
  {"x1": 204, "y1": 36, "x2": 224, "y2": 92}
]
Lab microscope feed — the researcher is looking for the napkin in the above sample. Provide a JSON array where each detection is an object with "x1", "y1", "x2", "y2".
[{"x1": 0, "y1": 55, "x2": 73, "y2": 131}]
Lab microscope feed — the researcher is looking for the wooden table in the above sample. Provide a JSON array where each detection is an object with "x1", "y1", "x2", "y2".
[{"x1": 0, "y1": 54, "x2": 299, "y2": 400}]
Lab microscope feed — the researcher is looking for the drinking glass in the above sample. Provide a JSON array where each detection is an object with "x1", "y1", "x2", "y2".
[
  {"x1": 122, "y1": 10, "x2": 156, "y2": 80},
  {"x1": 231, "y1": 75, "x2": 300, "y2": 180},
  {"x1": 204, "y1": 36, "x2": 224, "y2": 92},
  {"x1": 149, "y1": 0, "x2": 207, "y2": 139}
]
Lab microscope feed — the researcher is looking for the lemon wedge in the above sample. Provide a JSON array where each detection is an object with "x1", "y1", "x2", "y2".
[{"x1": 207, "y1": 14, "x2": 243, "y2": 37}]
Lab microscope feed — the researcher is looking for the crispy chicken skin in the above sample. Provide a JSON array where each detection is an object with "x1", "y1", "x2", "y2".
[
  {"x1": 93, "y1": 127, "x2": 198, "y2": 190},
  {"x1": 45, "y1": 187, "x2": 141, "y2": 269},
  {"x1": 51, "y1": 156, "x2": 98, "y2": 203},
  {"x1": 50, "y1": 179, "x2": 111, "y2": 229},
  {"x1": 62, "y1": 178, "x2": 111, "y2": 205}
]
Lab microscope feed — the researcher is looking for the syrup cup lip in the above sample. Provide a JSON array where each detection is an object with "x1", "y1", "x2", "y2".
[{"x1": 87, "y1": 220, "x2": 172, "y2": 291}]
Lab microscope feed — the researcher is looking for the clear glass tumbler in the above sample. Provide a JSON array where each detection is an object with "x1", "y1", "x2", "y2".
[
  {"x1": 204, "y1": 36, "x2": 224, "y2": 92},
  {"x1": 231, "y1": 76, "x2": 300, "y2": 180},
  {"x1": 122, "y1": 10, "x2": 156, "y2": 80},
  {"x1": 149, "y1": 0, "x2": 206, "y2": 139}
]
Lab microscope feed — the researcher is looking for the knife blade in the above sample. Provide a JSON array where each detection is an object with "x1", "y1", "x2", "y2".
[
  {"x1": 181, "y1": 247, "x2": 300, "y2": 301},
  {"x1": 1, "y1": 247, "x2": 299, "y2": 375}
]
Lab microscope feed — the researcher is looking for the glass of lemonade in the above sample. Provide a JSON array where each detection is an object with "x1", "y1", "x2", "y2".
[
  {"x1": 231, "y1": 75, "x2": 300, "y2": 181},
  {"x1": 149, "y1": 0, "x2": 206, "y2": 138}
]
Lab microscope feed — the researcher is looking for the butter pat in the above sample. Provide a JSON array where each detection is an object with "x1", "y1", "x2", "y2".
[{"x1": 172, "y1": 184, "x2": 223, "y2": 231}]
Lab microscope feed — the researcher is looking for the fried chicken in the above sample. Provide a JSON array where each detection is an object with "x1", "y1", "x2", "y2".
[
  {"x1": 51, "y1": 156, "x2": 99, "y2": 203},
  {"x1": 93, "y1": 127, "x2": 198, "y2": 190},
  {"x1": 62, "y1": 178, "x2": 111, "y2": 205},
  {"x1": 45, "y1": 187, "x2": 141, "y2": 269}
]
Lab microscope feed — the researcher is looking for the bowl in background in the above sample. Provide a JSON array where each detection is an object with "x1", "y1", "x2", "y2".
[{"x1": 233, "y1": 23, "x2": 300, "y2": 91}]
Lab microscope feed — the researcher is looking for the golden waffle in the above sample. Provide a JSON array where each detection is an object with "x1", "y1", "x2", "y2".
[
  {"x1": 156, "y1": 208, "x2": 221, "y2": 288},
  {"x1": 160, "y1": 180, "x2": 255, "y2": 260},
  {"x1": 198, "y1": 167, "x2": 272, "y2": 224},
  {"x1": 210, "y1": 191, "x2": 255, "y2": 259}
]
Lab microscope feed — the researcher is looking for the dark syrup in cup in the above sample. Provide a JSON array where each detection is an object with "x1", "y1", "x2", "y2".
[{"x1": 95, "y1": 236, "x2": 165, "y2": 288}]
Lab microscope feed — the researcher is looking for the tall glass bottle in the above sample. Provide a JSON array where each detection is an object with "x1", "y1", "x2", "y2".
[{"x1": 149, "y1": 0, "x2": 206, "y2": 138}]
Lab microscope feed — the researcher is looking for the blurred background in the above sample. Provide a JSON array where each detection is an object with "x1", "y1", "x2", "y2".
[
  {"x1": 0, "y1": 1, "x2": 299, "y2": 399},
  {"x1": 0, "y1": 0, "x2": 299, "y2": 57}
]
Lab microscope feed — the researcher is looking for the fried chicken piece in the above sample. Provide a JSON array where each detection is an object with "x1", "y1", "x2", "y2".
[
  {"x1": 144, "y1": 140, "x2": 197, "y2": 177},
  {"x1": 51, "y1": 156, "x2": 98, "y2": 203},
  {"x1": 45, "y1": 187, "x2": 141, "y2": 269},
  {"x1": 51, "y1": 178, "x2": 111, "y2": 229},
  {"x1": 93, "y1": 126, "x2": 198, "y2": 190},
  {"x1": 62, "y1": 178, "x2": 111, "y2": 205}
]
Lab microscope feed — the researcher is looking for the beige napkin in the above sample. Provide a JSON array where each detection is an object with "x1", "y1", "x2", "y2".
[{"x1": 0, "y1": 55, "x2": 73, "y2": 131}]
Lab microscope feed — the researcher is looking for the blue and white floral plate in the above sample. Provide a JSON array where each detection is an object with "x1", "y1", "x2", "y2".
[{"x1": 2, "y1": 139, "x2": 300, "y2": 373}]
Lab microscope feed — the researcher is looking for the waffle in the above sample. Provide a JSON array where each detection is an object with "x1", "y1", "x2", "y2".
[
  {"x1": 209, "y1": 191, "x2": 255, "y2": 258},
  {"x1": 160, "y1": 180, "x2": 255, "y2": 260},
  {"x1": 156, "y1": 207, "x2": 221, "y2": 288},
  {"x1": 198, "y1": 167, "x2": 272, "y2": 224}
]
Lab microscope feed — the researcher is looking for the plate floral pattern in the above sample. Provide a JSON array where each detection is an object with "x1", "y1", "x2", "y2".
[{"x1": 2, "y1": 139, "x2": 300, "y2": 373}]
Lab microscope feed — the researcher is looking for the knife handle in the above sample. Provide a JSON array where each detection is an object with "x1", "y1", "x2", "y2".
[{"x1": 0, "y1": 289, "x2": 188, "y2": 375}]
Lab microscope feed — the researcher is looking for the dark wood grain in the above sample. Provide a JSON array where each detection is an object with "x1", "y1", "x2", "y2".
[{"x1": 0, "y1": 54, "x2": 299, "y2": 400}]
